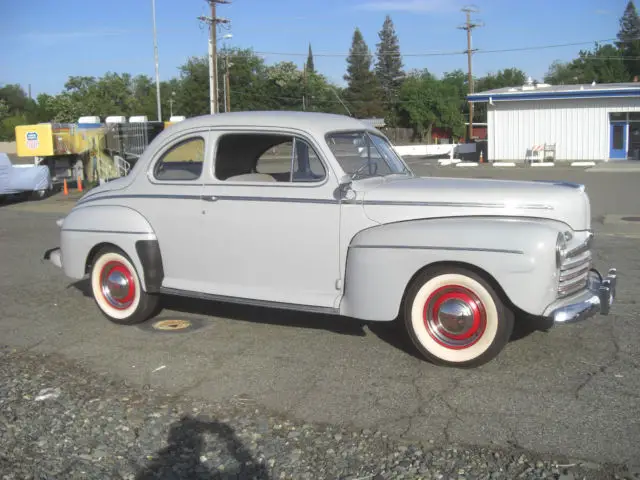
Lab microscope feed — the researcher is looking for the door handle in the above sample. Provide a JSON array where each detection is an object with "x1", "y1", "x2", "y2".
[{"x1": 202, "y1": 195, "x2": 218, "y2": 202}]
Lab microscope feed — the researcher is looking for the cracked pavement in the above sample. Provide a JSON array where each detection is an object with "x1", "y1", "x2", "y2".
[{"x1": 1, "y1": 165, "x2": 639, "y2": 467}]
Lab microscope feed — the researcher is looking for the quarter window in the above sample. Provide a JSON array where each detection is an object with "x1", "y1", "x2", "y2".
[{"x1": 153, "y1": 137, "x2": 204, "y2": 181}]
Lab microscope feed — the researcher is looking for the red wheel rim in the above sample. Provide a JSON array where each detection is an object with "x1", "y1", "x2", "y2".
[
  {"x1": 423, "y1": 285, "x2": 487, "y2": 350},
  {"x1": 99, "y1": 260, "x2": 136, "y2": 310}
]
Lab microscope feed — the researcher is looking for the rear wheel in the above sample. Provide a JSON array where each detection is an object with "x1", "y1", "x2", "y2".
[
  {"x1": 403, "y1": 266, "x2": 514, "y2": 368},
  {"x1": 90, "y1": 247, "x2": 160, "y2": 325}
]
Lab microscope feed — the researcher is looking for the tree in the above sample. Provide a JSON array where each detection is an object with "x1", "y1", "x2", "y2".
[
  {"x1": 0, "y1": 84, "x2": 30, "y2": 113},
  {"x1": 476, "y1": 68, "x2": 527, "y2": 91},
  {"x1": 398, "y1": 70, "x2": 465, "y2": 142},
  {"x1": 616, "y1": 0, "x2": 640, "y2": 78},
  {"x1": 344, "y1": 28, "x2": 385, "y2": 118},
  {"x1": 544, "y1": 43, "x2": 628, "y2": 84},
  {"x1": 306, "y1": 44, "x2": 315, "y2": 74},
  {"x1": 375, "y1": 15, "x2": 404, "y2": 125},
  {"x1": 0, "y1": 99, "x2": 8, "y2": 121},
  {"x1": 0, "y1": 84, "x2": 41, "y2": 139}
]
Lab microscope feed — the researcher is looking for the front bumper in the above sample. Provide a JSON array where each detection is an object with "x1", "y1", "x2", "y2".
[
  {"x1": 545, "y1": 268, "x2": 617, "y2": 324},
  {"x1": 44, "y1": 247, "x2": 63, "y2": 269}
]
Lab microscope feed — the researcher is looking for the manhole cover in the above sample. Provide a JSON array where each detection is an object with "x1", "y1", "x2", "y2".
[
  {"x1": 152, "y1": 319, "x2": 192, "y2": 331},
  {"x1": 621, "y1": 216, "x2": 640, "y2": 222},
  {"x1": 138, "y1": 316, "x2": 206, "y2": 334}
]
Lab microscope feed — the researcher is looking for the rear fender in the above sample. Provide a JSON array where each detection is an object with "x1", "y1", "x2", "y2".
[{"x1": 60, "y1": 205, "x2": 162, "y2": 291}]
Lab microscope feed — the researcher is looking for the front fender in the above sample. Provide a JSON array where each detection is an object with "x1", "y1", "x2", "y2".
[
  {"x1": 339, "y1": 217, "x2": 563, "y2": 321},
  {"x1": 59, "y1": 204, "x2": 158, "y2": 290}
]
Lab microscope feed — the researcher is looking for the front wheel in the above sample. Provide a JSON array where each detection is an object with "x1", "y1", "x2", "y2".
[
  {"x1": 90, "y1": 247, "x2": 160, "y2": 325},
  {"x1": 403, "y1": 266, "x2": 514, "y2": 368}
]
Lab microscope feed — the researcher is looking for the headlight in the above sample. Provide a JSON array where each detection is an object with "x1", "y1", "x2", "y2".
[{"x1": 556, "y1": 232, "x2": 567, "y2": 267}]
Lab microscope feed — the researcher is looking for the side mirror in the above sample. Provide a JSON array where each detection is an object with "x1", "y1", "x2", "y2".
[{"x1": 338, "y1": 174, "x2": 356, "y2": 200}]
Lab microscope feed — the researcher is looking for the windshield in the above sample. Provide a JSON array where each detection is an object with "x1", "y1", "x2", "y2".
[{"x1": 326, "y1": 131, "x2": 411, "y2": 180}]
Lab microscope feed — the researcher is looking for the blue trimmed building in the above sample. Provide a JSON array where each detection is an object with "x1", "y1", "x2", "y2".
[{"x1": 468, "y1": 81, "x2": 640, "y2": 162}]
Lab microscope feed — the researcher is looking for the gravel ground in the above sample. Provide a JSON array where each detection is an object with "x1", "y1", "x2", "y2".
[{"x1": 1, "y1": 347, "x2": 634, "y2": 480}]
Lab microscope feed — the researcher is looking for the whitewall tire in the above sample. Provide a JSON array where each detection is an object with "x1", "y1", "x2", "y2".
[
  {"x1": 404, "y1": 266, "x2": 514, "y2": 368},
  {"x1": 90, "y1": 247, "x2": 160, "y2": 325}
]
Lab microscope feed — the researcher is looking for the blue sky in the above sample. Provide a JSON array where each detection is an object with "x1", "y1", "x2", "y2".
[{"x1": 0, "y1": 0, "x2": 628, "y2": 97}]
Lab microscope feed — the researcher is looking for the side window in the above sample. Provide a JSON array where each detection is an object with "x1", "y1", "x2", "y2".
[
  {"x1": 153, "y1": 137, "x2": 204, "y2": 181},
  {"x1": 215, "y1": 133, "x2": 326, "y2": 183}
]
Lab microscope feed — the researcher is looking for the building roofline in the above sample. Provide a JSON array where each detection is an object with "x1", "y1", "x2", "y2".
[{"x1": 468, "y1": 83, "x2": 640, "y2": 103}]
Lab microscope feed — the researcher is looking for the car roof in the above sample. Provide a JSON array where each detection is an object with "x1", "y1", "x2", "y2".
[{"x1": 166, "y1": 111, "x2": 378, "y2": 137}]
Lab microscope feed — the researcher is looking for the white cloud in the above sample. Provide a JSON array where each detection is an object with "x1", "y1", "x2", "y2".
[{"x1": 354, "y1": 0, "x2": 458, "y2": 12}]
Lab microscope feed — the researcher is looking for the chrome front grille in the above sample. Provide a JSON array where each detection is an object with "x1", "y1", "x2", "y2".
[{"x1": 558, "y1": 246, "x2": 592, "y2": 298}]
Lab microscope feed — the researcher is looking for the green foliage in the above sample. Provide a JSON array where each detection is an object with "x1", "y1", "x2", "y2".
[
  {"x1": 476, "y1": 68, "x2": 526, "y2": 91},
  {"x1": 398, "y1": 70, "x2": 465, "y2": 141},
  {"x1": 0, "y1": 99, "x2": 9, "y2": 120},
  {"x1": 306, "y1": 44, "x2": 315, "y2": 74},
  {"x1": 616, "y1": 0, "x2": 640, "y2": 78},
  {"x1": 0, "y1": 113, "x2": 29, "y2": 141},
  {"x1": 0, "y1": 84, "x2": 41, "y2": 140},
  {"x1": 344, "y1": 28, "x2": 385, "y2": 118},
  {"x1": 375, "y1": 15, "x2": 404, "y2": 126},
  {"x1": 544, "y1": 43, "x2": 629, "y2": 84}
]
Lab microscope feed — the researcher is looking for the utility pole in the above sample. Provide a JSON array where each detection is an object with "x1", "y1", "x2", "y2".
[
  {"x1": 458, "y1": 6, "x2": 482, "y2": 142},
  {"x1": 225, "y1": 56, "x2": 231, "y2": 112},
  {"x1": 302, "y1": 64, "x2": 307, "y2": 111},
  {"x1": 152, "y1": 0, "x2": 162, "y2": 121},
  {"x1": 198, "y1": 0, "x2": 230, "y2": 115}
]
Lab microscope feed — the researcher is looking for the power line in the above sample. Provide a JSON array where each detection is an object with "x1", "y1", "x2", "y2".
[
  {"x1": 476, "y1": 38, "x2": 618, "y2": 54},
  {"x1": 198, "y1": 0, "x2": 231, "y2": 114},
  {"x1": 243, "y1": 38, "x2": 621, "y2": 58}
]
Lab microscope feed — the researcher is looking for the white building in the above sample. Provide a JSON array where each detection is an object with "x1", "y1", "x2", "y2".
[{"x1": 468, "y1": 81, "x2": 640, "y2": 162}]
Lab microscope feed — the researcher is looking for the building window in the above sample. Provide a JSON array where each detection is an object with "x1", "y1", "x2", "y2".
[{"x1": 610, "y1": 112, "x2": 627, "y2": 122}]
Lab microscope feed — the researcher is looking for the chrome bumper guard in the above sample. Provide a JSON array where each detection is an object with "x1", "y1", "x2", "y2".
[
  {"x1": 545, "y1": 268, "x2": 617, "y2": 324},
  {"x1": 43, "y1": 247, "x2": 63, "y2": 269}
]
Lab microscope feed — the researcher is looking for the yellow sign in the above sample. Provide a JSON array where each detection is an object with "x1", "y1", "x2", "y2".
[{"x1": 15, "y1": 124, "x2": 54, "y2": 157}]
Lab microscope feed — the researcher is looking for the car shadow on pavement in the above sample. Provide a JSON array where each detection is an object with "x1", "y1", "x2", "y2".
[
  {"x1": 160, "y1": 293, "x2": 370, "y2": 337},
  {"x1": 71, "y1": 279, "x2": 545, "y2": 362},
  {"x1": 135, "y1": 414, "x2": 270, "y2": 479}
]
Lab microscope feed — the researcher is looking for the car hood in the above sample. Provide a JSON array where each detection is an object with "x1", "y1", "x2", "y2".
[{"x1": 359, "y1": 176, "x2": 591, "y2": 231}]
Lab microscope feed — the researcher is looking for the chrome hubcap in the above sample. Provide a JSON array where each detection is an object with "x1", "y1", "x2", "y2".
[
  {"x1": 100, "y1": 261, "x2": 135, "y2": 309},
  {"x1": 423, "y1": 285, "x2": 487, "y2": 350},
  {"x1": 437, "y1": 299, "x2": 475, "y2": 334}
]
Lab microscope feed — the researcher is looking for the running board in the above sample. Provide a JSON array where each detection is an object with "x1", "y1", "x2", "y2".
[{"x1": 159, "y1": 287, "x2": 339, "y2": 316}]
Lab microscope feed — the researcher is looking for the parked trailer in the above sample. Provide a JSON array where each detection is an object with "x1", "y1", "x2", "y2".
[{"x1": 15, "y1": 116, "x2": 181, "y2": 185}]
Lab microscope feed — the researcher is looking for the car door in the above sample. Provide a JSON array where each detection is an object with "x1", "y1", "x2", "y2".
[
  {"x1": 134, "y1": 128, "x2": 209, "y2": 292},
  {"x1": 199, "y1": 128, "x2": 341, "y2": 310}
]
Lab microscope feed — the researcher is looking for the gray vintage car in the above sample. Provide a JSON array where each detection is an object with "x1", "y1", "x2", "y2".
[{"x1": 44, "y1": 111, "x2": 617, "y2": 367}]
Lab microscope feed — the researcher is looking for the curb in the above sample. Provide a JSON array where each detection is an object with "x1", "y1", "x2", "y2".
[
  {"x1": 531, "y1": 162, "x2": 555, "y2": 167},
  {"x1": 492, "y1": 162, "x2": 516, "y2": 167},
  {"x1": 456, "y1": 162, "x2": 479, "y2": 167},
  {"x1": 571, "y1": 161, "x2": 596, "y2": 167}
]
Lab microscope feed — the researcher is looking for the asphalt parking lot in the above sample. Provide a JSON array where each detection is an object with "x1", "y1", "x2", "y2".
[{"x1": 1, "y1": 161, "x2": 639, "y2": 474}]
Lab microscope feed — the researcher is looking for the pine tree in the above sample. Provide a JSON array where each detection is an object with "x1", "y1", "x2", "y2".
[
  {"x1": 306, "y1": 44, "x2": 315, "y2": 74},
  {"x1": 375, "y1": 15, "x2": 404, "y2": 124},
  {"x1": 616, "y1": 0, "x2": 640, "y2": 78},
  {"x1": 344, "y1": 28, "x2": 385, "y2": 118}
]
